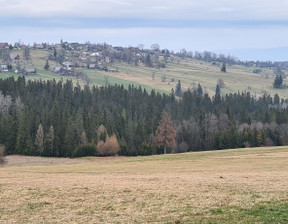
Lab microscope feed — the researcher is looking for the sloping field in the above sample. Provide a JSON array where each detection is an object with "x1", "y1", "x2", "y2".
[
  {"x1": 104, "y1": 59, "x2": 288, "y2": 98},
  {"x1": 1, "y1": 147, "x2": 288, "y2": 223},
  {"x1": 4, "y1": 49, "x2": 287, "y2": 98}
]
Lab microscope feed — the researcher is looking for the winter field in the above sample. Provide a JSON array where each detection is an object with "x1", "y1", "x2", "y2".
[{"x1": 1, "y1": 146, "x2": 288, "y2": 223}]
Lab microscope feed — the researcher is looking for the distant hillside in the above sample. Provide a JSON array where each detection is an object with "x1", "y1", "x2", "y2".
[{"x1": 0, "y1": 44, "x2": 287, "y2": 99}]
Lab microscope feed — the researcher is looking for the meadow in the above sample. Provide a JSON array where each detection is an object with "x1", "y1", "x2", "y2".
[
  {"x1": 3, "y1": 49, "x2": 287, "y2": 98},
  {"x1": 1, "y1": 146, "x2": 288, "y2": 223}
]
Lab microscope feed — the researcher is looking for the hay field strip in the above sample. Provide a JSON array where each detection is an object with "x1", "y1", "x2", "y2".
[{"x1": 1, "y1": 146, "x2": 288, "y2": 223}]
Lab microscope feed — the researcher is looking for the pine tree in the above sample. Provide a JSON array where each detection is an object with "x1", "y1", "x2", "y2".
[
  {"x1": 221, "y1": 62, "x2": 226, "y2": 72},
  {"x1": 197, "y1": 83, "x2": 203, "y2": 95},
  {"x1": 216, "y1": 84, "x2": 221, "y2": 95},
  {"x1": 273, "y1": 75, "x2": 283, "y2": 88},
  {"x1": 175, "y1": 80, "x2": 182, "y2": 97},
  {"x1": 35, "y1": 123, "x2": 44, "y2": 156},
  {"x1": 274, "y1": 94, "x2": 280, "y2": 105},
  {"x1": 16, "y1": 107, "x2": 34, "y2": 155},
  {"x1": 44, "y1": 60, "x2": 50, "y2": 70},
  {"x1": 63, "y1": 118, "x2": 78, "y2": 157},
  {"x1": 44, "y1": 125, "x2": 54, "y2": 156},
  {"x1": 154, "y1": 107, "x2": 176, "y2": 154},
  {"x1": 53, "y1": 48, "x2": 57, "y2": 59},
  {"x1": 145, "y1": 54, "x2": 152, "y2": 67}
]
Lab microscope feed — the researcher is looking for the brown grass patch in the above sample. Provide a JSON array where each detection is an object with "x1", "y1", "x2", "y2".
[
  {"x1": 4, "y1": 155, "x2": 85, "y2": 167},
  {"x1": 0, "y1": 147, "x2": 288, "y2": 223}
]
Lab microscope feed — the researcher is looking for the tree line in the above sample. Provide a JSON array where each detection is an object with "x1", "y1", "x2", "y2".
[{"x1": 0, "y1": 76, "x2": 287, "y2": 157}]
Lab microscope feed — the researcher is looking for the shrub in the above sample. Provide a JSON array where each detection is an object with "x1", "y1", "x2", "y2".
[
  {"x1": 139, "y1": 142, "x2": 155, "y2": 156},
  {"x1": 72, "y1": 144, "x2": 97, "y2": 158},
  {"x1": 177, "y1": 141, "x2": 189, "y2": 153},
  {"x1": 97, "y1": 135, "x2": 120, "y2": 156},
  {"x1": 0, "y1": 144, "x2": 6, "y2": 165}
]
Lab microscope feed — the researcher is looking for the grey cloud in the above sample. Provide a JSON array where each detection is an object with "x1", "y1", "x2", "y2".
[{"x1": 0, "y1": 0, "x2": 287, "y2": 20}]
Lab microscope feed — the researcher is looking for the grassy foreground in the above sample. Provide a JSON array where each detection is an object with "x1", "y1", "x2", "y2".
[{"x1": 0, "y1": 147, "x2": 288, "y2": 223}]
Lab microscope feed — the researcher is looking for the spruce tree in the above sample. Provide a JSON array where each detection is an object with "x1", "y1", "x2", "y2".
[
  {"x1": 216, "y1": 84, "x2": 221, "y2": 95},
  {"x1": 44, "y1": 60, "x2": 50, "y2": 70},
  {"x1": 44, "y1": 125, "x2": 54, "y2": 156},
  {"x1": 175, "y1": 80, "x2": 182, "y2": 97},
  {"x1": 273, "y1": 75, "x2": 283, "y2": 88},
  {"x1": 16, "y1": 107, "x2": 34, "y2": 155},
  {"x1": 197, "y1": 83, "x2": 203, "y2": 95},
  {"x1": 145, "y1": 54, "x2": 152, "y2": 67},
  {"x1": 221, "y1": 62, "x2": 226, "y2": 72}
]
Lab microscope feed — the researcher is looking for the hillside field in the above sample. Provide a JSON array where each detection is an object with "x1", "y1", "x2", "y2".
[
  {"x1": 1, "y1": 146, "x2": 288, "y2": 223},
  {"x1": 2, "y1": 49, "x2": 288, "y2": 98}
]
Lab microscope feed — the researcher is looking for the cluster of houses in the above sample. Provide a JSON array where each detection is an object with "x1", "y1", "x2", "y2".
[
  {"x1": 51, "y1": 46, "x2": 113, "y2": 76},
  {"x1": 0, "y1": 40, "x2": 172, "y2": 76}
]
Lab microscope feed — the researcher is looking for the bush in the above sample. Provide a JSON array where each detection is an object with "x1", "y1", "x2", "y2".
[
  {"x1": 0, "y1": 144, "x2": 6, "y2": 165},
  {"x1": 97, "y1": 135, "x2": 120, "y2": 156},
  {"x1": 72, "y1": 144, "x2": 97, "y2": 158},
  {"x1": 177, "y1": 141, "x2": 189, "y2": 153},
  {"x1": 139, "y1": 142, "x2": 155, "y2": 156}
]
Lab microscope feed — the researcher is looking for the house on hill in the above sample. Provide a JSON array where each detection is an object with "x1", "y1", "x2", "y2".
[
  {"x1": 70, "y1": 42, "x2": 83, "y2": 50},
  {"x1": 53, "y1": 67, "x2": 62, "y2": 73},
  {"x1": 62, "y1": 61, "x2": 75, "y2": 69},
  {"x1": 0, "y1": 43, "x2": 9, "y2": 49},
  {"x1": 10, "y1": 53, "x2": 21, "y2": 63},
  {"x1": 34, "y1": 44, "x2": 45, "y2": 49},
  {"x1": 22, "y1": 68, "x2": 36, "y2": 76},
  {"x1": 88, "y1": 64, "x2": 96, "y2": 69},
  {"x1": 0, "y1": 65, "x2": 8, "y2": 72}
]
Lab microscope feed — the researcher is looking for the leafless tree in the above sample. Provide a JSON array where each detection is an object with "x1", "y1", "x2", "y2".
[
  {"x1": 217, "y1": 79, "x2": 225, "y2": 88},
  {"x1": 35, "y1": 123, "x2": 44, "y2": 155},
  {"x1": 151, "y1": 44, "x2": 160, "y2": 51},
  {"x1": 0, "y1": 91, "x2": 13, "y2": 114}
]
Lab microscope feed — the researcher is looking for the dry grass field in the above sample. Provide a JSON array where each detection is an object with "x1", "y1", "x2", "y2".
[{"x1": 1, "y1": 147, "x2": 288, "y2": 223}]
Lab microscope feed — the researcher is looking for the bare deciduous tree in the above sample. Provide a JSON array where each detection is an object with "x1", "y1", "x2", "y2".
[
  {"x1": 217, "y1": 79, "x2": 225, "y2": 88},
  {"x1": 80, "y1": 131, "x2": 88, "y2": 146},
  {"x1": 177, "y1": 141, "x2": 189, "y2": 153},
  {"x1": 0, "y1": 91, "x2": 13, "y2": 114},
  {"x1": 35, "y1": 123, "x2": 44, "y2": 156},
  {"x1": 97, "y1": 135, "x2": 120, "y2": 156},
  {"x1": 151, "y1": 44, "x2": 160, "y2": 51},
  {"x1": 154, "y1": 107, "x2": 176, "y2": 154}
]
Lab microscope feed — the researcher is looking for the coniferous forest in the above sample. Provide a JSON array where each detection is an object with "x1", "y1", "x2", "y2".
[{"x1": 0, "y1": 76, "x2": 288, "y2": 157}]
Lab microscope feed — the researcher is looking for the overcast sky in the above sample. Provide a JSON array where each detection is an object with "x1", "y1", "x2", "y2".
[{"x1": 1, "y1": 0, "x2": 288, "y2": 60}]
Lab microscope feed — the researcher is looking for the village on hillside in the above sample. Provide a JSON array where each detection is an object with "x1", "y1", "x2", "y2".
[
  {"x1": 0, "y1": 41, "x2": 173, "y2": 77},
  {"x1": 2, "y1": 40, "x2": 288, "y2": 77},
  {"x1": 0, "y1": 40, "x2": 287, "y2": 96}
]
